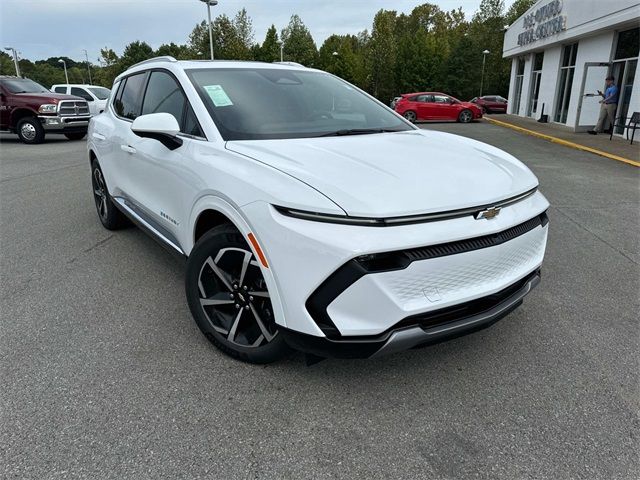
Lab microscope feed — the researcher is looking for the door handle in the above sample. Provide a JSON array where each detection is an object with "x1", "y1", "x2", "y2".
[
  {"x1": 92, "y1": 132, "x2": 106, "y2": 140},
  {"x1": 120, "y1": 144, "x2": 137, "y2": 154}
]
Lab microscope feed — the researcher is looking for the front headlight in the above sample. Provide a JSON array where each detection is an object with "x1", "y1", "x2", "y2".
[{"x1": 38, "y1": 104, "x2": 58, "y2": 114}]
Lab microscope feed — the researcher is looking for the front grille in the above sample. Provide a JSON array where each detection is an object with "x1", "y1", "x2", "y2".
[
  {"x1": 357, "y1": 212, "x2": 548, "y2": 273},
  {"x1": 58, "y1": 100, "x2": 90, "y2": 116}
]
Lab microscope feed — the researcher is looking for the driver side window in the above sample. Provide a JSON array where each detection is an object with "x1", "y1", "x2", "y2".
[{"x1": 141, "y1": 71, "x2": 204, "y2": 138}]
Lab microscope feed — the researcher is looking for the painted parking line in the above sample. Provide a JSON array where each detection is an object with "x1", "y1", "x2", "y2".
[{"x1": 484, "y1": 117, "x2": 640, "y2": 168}]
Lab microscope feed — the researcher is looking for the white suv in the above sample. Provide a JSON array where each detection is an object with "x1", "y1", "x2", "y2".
[{"x1": 88, "y1": 56, "x2": 549, "y2": 364}]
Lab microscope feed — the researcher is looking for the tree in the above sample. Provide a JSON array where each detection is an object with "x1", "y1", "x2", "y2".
[
  {"x1": 368, "y1": 9, "x2": 397, "y2": 100},
  {"x1": 256, "y1": 25, "x2": 280, "y2": 63},
  {"x1": 156, "y1": 42, "x2": 192, "y2": 60},
  {"x1": 506, "y1": 0, "x2": 537, "y2": 24},
  {"x1": 281, "y1": 15, "x2": 318, "y2": 66},
  {"x1": 120, "y1": 41, "x2": 154, "y2": 70}
]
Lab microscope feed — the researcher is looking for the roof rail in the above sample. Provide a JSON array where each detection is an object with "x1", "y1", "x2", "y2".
[
  {"x1": 130, "y1": 56, "x2": 177, "y2": 69},
  {"x1": 273, "y1": 61, "x2": 306, "y2": 68}
]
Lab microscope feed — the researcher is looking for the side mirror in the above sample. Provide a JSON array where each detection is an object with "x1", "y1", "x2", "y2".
[{"x1": 131, "y1": 113, "x2": 183, "y2": 150}]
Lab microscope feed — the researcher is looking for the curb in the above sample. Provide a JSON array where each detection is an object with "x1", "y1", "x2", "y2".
[{"x1": 484, "y1": 116, "x2": 640, "y2": 168}]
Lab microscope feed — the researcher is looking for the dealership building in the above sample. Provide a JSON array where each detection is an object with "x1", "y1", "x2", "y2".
[{"x1": 503, "y1": 0, "x2": 639, "y2": 136}]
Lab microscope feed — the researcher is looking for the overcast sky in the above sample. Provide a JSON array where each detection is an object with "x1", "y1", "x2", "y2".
[{"x1": 1, "y1": 0, "x2": 515, "y2": 62}]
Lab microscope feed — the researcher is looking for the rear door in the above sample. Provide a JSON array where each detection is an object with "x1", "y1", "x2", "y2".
[{"x1": 415, "y1": 94, "x2": 434, "y2": 119}]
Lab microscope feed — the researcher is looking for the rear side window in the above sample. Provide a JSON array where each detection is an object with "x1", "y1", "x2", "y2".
[
  {"x1": 71, "y1": 87, "x2": 93, "y2": 102},
  {"x1": 141, "y1": 71, "x2": 185, "y2": 122},
  {"x1": 114, "y1": 73, "x2": 147, "y2": 120},
  {"x1": 54, "y1": 86, "x2": 66, "y2": 94}
]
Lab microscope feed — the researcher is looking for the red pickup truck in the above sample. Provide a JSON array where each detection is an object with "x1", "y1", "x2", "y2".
[{"x1": 0, "y1": 75, "x2": 91, "y2": 144}]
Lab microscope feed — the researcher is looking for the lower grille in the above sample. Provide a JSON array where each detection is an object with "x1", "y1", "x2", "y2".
[{"x1": 393, "y1": 269, "x2": 539, "y2": 333}]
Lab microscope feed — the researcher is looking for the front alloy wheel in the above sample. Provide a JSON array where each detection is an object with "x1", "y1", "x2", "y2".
[
  {"x1": 186, "y1": 225, "x2": 289, "y2": 363},
  {"x1": 458, "y1": 109, "x2": 473, "y2": 123}
]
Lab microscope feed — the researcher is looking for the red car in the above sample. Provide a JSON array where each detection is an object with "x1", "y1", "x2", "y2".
[
  {"x1": 469, "y1": 95, "x2": 508, "y2": 114},
  {"x1": 394, "y1": 92, "x2": 483, "y2": 123}
]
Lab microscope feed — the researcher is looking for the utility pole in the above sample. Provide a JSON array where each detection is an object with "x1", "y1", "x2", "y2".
[
  {"x1": 83, "y1": 49, "x2": 93, "y2": 84},
  {"x1": 199, "y1": 0, "x2": 218, "y2": 60},
  {"x1": 4, "y1": 47, "x2": 20, "y2": 76},
  {"x1": 480, "y1": 50, "x2": 490, "y2": 97}
]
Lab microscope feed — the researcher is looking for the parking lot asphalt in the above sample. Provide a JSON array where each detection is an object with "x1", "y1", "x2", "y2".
[{"x1": 1, "y1": 122, "x2": 638, "y2": 480}]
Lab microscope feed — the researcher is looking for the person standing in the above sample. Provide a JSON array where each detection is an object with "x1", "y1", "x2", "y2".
[{"x1": 588, "y1": 76, "x2": 618, "y2": 135}]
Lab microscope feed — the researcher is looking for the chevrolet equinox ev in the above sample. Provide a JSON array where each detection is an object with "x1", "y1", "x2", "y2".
[{"x1": 87, "y1": 57, "x2": 549, "y2": 364}]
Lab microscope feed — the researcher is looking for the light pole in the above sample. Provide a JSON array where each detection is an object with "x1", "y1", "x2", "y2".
[
  {"x1": 4, "y1": 46, "x2": 20, "y2": 76},
  {"x1": 480, "y1": 49, "x2": 490, "y2": 97},
  {"x1": 58, "y1": 59, "x2": 69, "y2": 84},
  {"x1": 278, "y1": 41, "x2": 284, "y2": 62},
  {"x1": 82, "y1": 49, "x2": 92, "y2": 84},
  {"x1": 199, "y1": 0, "x2": 218, "y2": 60}
]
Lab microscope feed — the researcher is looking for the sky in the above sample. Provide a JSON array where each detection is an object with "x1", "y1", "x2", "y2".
[{"x1": 1, "y1": 0, "x2": 516, "y2": 62}]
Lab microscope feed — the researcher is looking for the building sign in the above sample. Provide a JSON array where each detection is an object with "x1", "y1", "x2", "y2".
[{"x1": 518, "y1": 0, "x2": 566, "y2": 46}]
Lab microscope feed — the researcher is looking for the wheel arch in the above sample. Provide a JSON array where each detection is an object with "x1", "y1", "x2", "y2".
[
  {"x1": 187, "y1": 196, "x2": 287, "y2": 329},
  {"x1": 10, "y1": 108, "x2": 39, "y2": 127}
]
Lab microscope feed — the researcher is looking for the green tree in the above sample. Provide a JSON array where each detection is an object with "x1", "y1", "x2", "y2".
[
  {"x1": 368, "y1": 9, "x2": 397, "y2": 100},
  {"x1": 156, "y1": 42, "x2": 193, "y2": 60},
  {"x1": 281, "y1": 15, "x2": 318, "y2": 66},
  {"x1": 256, "y1": 25, "x2": 280, "y2": 63},
  {"x1": 120, "y1": 41, "x2": 154, "y2": 70},
  {"x1": 506, "y1": 0, "x2": 537, "y2": 24}
]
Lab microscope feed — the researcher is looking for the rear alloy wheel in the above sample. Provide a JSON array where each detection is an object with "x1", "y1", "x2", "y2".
[
  {"x1": 186, "y1": 225, "x2": 289, "y2": 364},
  {"x1": 16, "y1": 117, "x2": 45, "y2": 144},
  {"x1": 458, "y1": 109, "x2": 473, "y2": 123},
  {"x1": 403, "y1": 110, "x2": 417, "y2": 123},
  {"x1": 91, "y1": 160, "x2": 128, "y2": 230}
]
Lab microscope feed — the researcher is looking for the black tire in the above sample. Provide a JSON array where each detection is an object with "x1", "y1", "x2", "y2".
[
  {"x1": 403, "y1": 110, "x2": 417, "y2": 123},
  {"x1": 186, "y1": 224, "x2": 290, "y2": 364},
  {"x1": 458, "y1": 109, "x2": 473, "y2": 123},
  {"x1": 16, "y1": 117, "x2": 45, "y2": 144},
  {"x1": 91, "y1": 159, "x2": 128, "y2": 230},
  {"x1": 65, "y1": 132, "x2": 87, "y2": 141}
]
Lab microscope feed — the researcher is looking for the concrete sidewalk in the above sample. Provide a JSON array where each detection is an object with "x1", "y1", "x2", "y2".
[{"x1": 484, "y1": 114, "x2": 639, "y2": 166}]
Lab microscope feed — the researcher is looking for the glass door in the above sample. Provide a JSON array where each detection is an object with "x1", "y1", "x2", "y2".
[{"x1": 614, "y1": 59, "x2": 637, "y2": 135}]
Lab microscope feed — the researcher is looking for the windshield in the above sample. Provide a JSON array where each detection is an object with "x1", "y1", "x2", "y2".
[
  {"x1": 88, "y1": 86, "x2": 111, "y2": 100},
  {"x1": 187, "y1": 68, "x2": 413, "y2": 140},
  {"x1": 1, "y1": 78, "x2": 48, "y2": 94}
]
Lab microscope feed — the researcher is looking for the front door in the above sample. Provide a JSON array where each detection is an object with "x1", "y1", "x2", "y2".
[
  {"x1": 613, "y1": 59, "x2": 637, "y2": 135},
  {"x1": 575, "y1": 62, "x2": 610, "y2": 132}
]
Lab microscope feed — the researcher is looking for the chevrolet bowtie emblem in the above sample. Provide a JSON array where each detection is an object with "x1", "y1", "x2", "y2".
[{"x1": 475, "y1": 206, "x2": 501, "y2": 220}]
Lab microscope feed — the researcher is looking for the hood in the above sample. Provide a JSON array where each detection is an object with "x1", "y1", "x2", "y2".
[
  {"x1": 13, "y1": 92, "x2": 86, "y2": 103},
  {"x1": 460, "y1": 101, "x2": 479, "y2": 109},
  {"x1": 14, "y1": 92, "x2": 86, "y2": 102},
  {"x1": 226, "y1": 130, "x2": 538, "y2": 218}
]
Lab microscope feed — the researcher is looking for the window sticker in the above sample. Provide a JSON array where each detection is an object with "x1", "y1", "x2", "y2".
[{"x1": 203, "y1": 85, "x2": 233, "y2": 107}]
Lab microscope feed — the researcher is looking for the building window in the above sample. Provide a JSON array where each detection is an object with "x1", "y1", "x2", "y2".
[
  {"x1": 554, "y1": 43, "x2": 578, "y2": 123},
  {"x1": 513, "y1": 57, "x2": 526, "y2": 114},
  {"x1": 615, "y1": 28, "x2": 639, "y2": 60},
  {"x1": 527, "y1": 52, "x2": 544, "y2": 117}
]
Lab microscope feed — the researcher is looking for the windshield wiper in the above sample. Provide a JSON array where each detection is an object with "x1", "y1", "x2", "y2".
[{"x1": 317, "y1": 128, "x2": 404, "y2": 137}]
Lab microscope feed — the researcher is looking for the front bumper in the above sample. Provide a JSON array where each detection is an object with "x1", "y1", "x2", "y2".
[
  {"x1": 39, "y1": 115, "x2": 90, "y2": 132},
  {"x1": 242, "y1": 191, "x2": 549, "y2": 348},
  {"x1": 281, "y1": 269, "x2": 540, "y2": 358}
]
